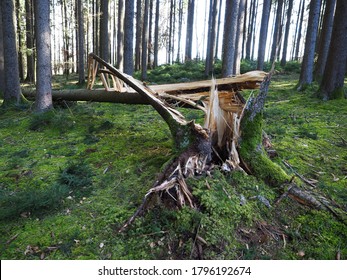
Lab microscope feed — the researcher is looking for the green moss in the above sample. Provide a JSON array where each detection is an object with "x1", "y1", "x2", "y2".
[{"x1": 239, "y1": 112, "x2": 290, "y2": 187}]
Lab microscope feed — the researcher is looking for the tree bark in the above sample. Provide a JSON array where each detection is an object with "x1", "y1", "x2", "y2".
[
  {"x1": 24, "y1": 0, "x2": 35, "y2": 82},
  {"x1": 117, "y1": 0, "x2": 125, "y2": 71},
  {"x1": 270, "y1": 0, "x2": 284, "y2": 63},
  {"x1": 15, "y1": 0, "x2": 24, "y2": 81},
  {"x1": 205, "y1": 0, "x2": 219, "y2": 76},
  {"x1": 294, "y1": 0, "x2": 305, "y2": 60},
  {"x1": 100, "y1": 0, "x2": 109, "y2": 62},
  {"x1": 297, "y1": 0, "x2": 322, "y2": 90},
  {"x1": 141, "y1": 0, "x2": 149, "y2": 80},
  {"x1": 153, "y1": 0, "x2": 159, "y2": 67},
  {"x1": 77, "y1": 0, "x2": 85, "y2": 85},
  {"x1": 257, "y1": 0, "x2": 271, "y2": 70},
  {"x1": 234, "y1": 0, "x2": 246, "y2": 75},
  {"x1": 34, "y1": 0, "x2": 53, "y2": 112},
  {"x1": 222, "y1": 0, "x2": 240, "y2": 77},
  {"x1": 318, "y1": 0, "x2": 347, "y2": 100},
  {"x1": 0, "y1": 2, "x2": 5, "y2": 95},
  {"x1": 124, "y1": 0, "x2": 135, "y2": 75},
  {"x1": 280, "y1": 0, "x2": 293, "y2": 67},
  {"x1": 314, "y1": 0, "x2": 336, "y2": 82},
  {"x1": 1, "y1": 0, "x2": 22, "y2": 105},
  {"x1": 185, "y1": 0, "x2": 195, "y2": 61},
  {"x1": 135, "y1": 0, "x2": 142, "y2": 71}
]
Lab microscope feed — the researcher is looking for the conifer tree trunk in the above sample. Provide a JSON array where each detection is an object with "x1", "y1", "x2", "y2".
[
  {"x1": 294, "y1": 0, "x2": 305, "y2": 60},
  {"x1": 205, "y1": 0, "x2": 218, "y2": 76},
  {"x1": 245, "y1": 0, "x2": 256, "y2": 60},
  {"x1": 25, "y1": 0, "x2": 35, "y2": 82},
  {"x1": 270, "y1": 0, "x2": 284, "y2": 63},
  {"x1": 153, "y1": 0, "x2": 159, "y2": 67},
  {"x1": 0, "y1": 3, "x2": 5, "y2": 95},
  {"x1": 185, "y1": 0, "x2": 195, "y2": 61},
  {"x1": 280, "y1": 0, "x2": 293, "y2": 66},
  {"x1": 234, "y1": 0, "x2": 246, "y2": 75},
  {"x1": 124, "y1": 0, "x2": 135, "y2": 75},
  {"x1": 135, "y1": 0, "x2": 142, "y2": 71},
  {"x1": 215, "y1": 0, "x2": 223, "y2": 59},
  {"x1": 257, "y1": 0, "x2": 271, "y2": 70},
  {"x1": 176, "y1": 0, "x2": 183, "y2": 62},
  {"x1": 1, "y1": 0, "x2": 23, "y2": 105},
  {"x1": 222, "y1": 0, "x2": 239, "y2": 77},
  {"x1": 15, "y1": 0, "x2": 24, "y2": 81},
  {"x1": 314, "y1": 0, "x2": 336, "y2": 82},
  {"x1": 100, "y1": 0, "x2": 109, "y2": 62},
  {"x1": 141, "y1": 0, "x2": 149, "y2": 80},
  {"x1": 77, "y1": 0, "x2": 85, "y2": 84},
  {"x1": 34, "y1": 0, "x2": 53, "y2": 112},
  {"x1": 318, "y1": 0, "x2": 347, "y2": 100},
  {"x1": 117, "y1": 0, "x2": 125, "y2": 70},
  {"x1": 297, "y1": 0, "x2": 322, "y2": 90}
]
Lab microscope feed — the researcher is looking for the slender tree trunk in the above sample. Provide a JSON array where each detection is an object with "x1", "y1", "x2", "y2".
[
  {"x1": 234, "y1": 0, "x2": 246, "y2": 75},
  {"x1": 314, "y1": 0, "x2": 336, "y2": 82},
  {"x1": 257, "y1": 0, "x2": 271, "y2": 70},
  {"x1": 205, "y1": 0, "x2": 219, "y2": 76},
  {"x1": 141, "y1": 0, "x2": 149, "y2": 80},
  {"x1": 34, "y1": 0, "x2": 53, "y2": 112},
  {"x1": 1, "y1": 0, "x2": 22, "y2": 105},
  {"x1": 270, "y1": 0, "x2": 284, "y2": 62},
  {"x1": 135, "y1": 0, "x2": 142, "y2": 71},
  {"x1": 15, "y1": 0, "x2": 24, "y2": 81},
  {"x1": 147, "y1": 0, "x2": 153, "y2": 68},
  {"x1": 245, "y1": 0, "x2": 255, "y2": 60},
  {"x1": 250, "y1": 0, "x2": 258, "y2": 60},
  {"x1": 295, "y1": 0, "x2": 305, "y2": 60},
  {"x1": 124, "y1": 0, "x2": 135, "y2": 75},
  {"x1": 117, "y1": 0, "x2": 125, "y2": 70},
  {"x1": 153, "y1": 0, "x2": 159, "y2": 67},
  {"x1": 318, "y1": 0, "x2": 347, "y2": 100},
  {"x1": 77, "y1": 0, "x2": 85, "y2": 84},
  {"x1": 25, "y1": 0, "x2": 35, "y2": 82},
  {"x1": 222, "y1": 0, "x2": 240, "y2": 77},
  {"x1": 176, "y1": 0, "x2": 183, "y2": 62},
  {"x1": 298, "y1": 0, "x2": 322, "y2": 90},
  {"x1": 168, "y1": 0, "x2": 174, "y2": 64},
  {"x1": 100, "y1": 0, "x2": 109, "y2": 61},
  {"x1": 214, "y1": 0, "x2": 223, "y2": 59},
  {"x1": 280, "y1": 0, "x2": 294, "y2": 66},
  {"x1": 185, "y1": 0, "x2": 195, "y2": 61},
  {"x1": 0, "y1": 3, "x2": 5, "y2": 95}
]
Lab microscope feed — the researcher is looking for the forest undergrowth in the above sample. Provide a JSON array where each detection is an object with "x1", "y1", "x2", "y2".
[{"x1": 0, "y1": 64, "x2": 346, "y2": 260}]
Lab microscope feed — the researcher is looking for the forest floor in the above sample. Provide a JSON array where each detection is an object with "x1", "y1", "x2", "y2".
[{"x1": 0, "y1": 67, "x2": 346, "y2": 260}]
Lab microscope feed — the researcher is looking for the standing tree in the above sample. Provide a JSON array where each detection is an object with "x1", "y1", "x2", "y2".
[
  {"x1": 205, "y1": 0, "x2": 219, "y2": 77},
  {"x1": 270, "y1": 0, "x2": 284, "y2": 63},
  {"x1": 257, "y1": 0, "x2": 271, "y2": 70},
  {"x1": 314, "y1": 0, "x2": 336, "y2": 82},
  {"x1": 185, "y1": 0, "x2": 195, "y2": 61},
  {"x1": 0, "y1": 2, "x2": 4, "y2": 95},
  {"x1": 318, "y1": 0, "x2": 347, "y2": 100},
  {"x1": 153, "y1": 0, "x2": 159, "y2": 67},
  {"x1": 117, "y1": 0, "x2": 125, "y2": 70},
  {"x1": 1, "y1": 0, "x2": 23, "y2": 106},
  {"x1": 77, "y1": 0, "x2": 85, "y2": 85},
  {"x1": 24, "y1": 0, "x2": 35, "y2": 82},
  {"x1": 141, "y1": 0, "x2": 149, "y2": 81},
  {"x1": 234, "y1": 0, "x2": 246, "y2": 75},
  {"x1": 34, "y1": 0, "x2": 53, "y2": 112},
  {"x1": 124, "y1": 0, "x2": 135, "y2": 75},
  {"x1": 297, "y1": 0, "x2": 322, "y2": 90},
  {"x1": 100, "y1": 0, "x2": 109, "y2": 62},
  {"x1": 280, "y1": 0, "x2": 294, "y2": 67},
  {"x1": 135, "y1": 0, "x2": 142, "y2": 71},
  {"x1": 222, "y1": 0, "x2": 240, "y2": 77}
]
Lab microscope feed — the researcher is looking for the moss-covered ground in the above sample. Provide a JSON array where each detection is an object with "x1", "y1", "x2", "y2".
[{"x1": 0, "y1": 65, "x2": 346, "y2": 260}]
